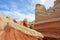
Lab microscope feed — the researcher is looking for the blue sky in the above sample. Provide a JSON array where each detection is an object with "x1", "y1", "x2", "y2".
[{"x1": 0, "y1": 0, "x2": 55, "y2": 22}]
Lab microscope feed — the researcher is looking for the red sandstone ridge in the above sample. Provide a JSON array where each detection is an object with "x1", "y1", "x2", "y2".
[
  {"x1": 34, "y1": 20, "x2": 60, "y2": 40},
  {"x1": 0, "y1": 13, "x2": 43, "y2": 40},
  {"x1": 34, "y1": 0, "x2": 60, "y2": 40}
]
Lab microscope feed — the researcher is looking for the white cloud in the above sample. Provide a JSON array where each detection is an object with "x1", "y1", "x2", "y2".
[
  {"x1": 43, "y1": 0, "x2": 55, "y2": 9},
  {"x1": 32, "y1": 0, "x2": 41, "y2": 4},
  {"x1": 41, "y1": 0, "x2": 46, "y2": 4},
  {"x1": 32, "y1": 0, "x2": 55, "y2": 9}
]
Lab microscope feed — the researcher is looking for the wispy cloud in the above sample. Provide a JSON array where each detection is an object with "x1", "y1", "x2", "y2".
[
  {"x1": 1, "y1": 10, "x2": 34, "y2": 22},
  {"x1": 43, "y1": 0, "x2": 55, "y2": 9}
]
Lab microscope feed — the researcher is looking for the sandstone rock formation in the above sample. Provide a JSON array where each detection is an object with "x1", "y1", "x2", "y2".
[{"x1": 0, "y1": 13, "x2": 44, "y2": 40}]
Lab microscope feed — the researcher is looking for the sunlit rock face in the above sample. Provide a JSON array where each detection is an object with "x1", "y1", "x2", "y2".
[
  {"x1": 35, "y1": 0, "x2": 60, "y2": 23},
  {"x1": 0, "y1": 14, "x2": 15, "y2": 30},
  {"x1": 0, "y1": 13, "x2": 7, "y2": 30},
  {"x1": 6, "y1": 16, "x2": 14, "y2": 23},
  {"x1": 0, "y1": 19, "x2": 43, "y2": 40},
  {"x1": 17, "y1": 21, "x2": 23, "y2": 26},
  {"x1": 35, "y1": 4, "x2": 46, "y2": 22},
  {"x1": 54, "y1": 0, "x2": 60, "y2": 16},
  {"x1": 0, "y1": 24, "x2": 39, "y2": 40},
  {"x1": 17, "y1": 18, "x2": 30, "y2": 28},
  {"x1": 0, "y1": 13, "x2": 43, "y2": 40}
]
